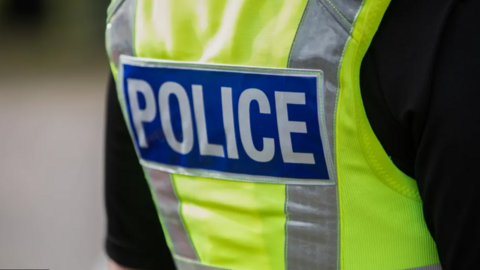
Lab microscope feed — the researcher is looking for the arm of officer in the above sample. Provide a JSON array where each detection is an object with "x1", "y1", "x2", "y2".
[
  {"x1": 414, "y1": 1, "x2": 480, "y2": 268},
  {"x1": 105, "y1": 74, "x2": 177, "y2": 270}
]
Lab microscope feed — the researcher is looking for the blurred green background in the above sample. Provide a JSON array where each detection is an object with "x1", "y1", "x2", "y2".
[
  {"x1": 0, "y1": 0, "x2": 109, "y2": 71},
  {"x1": 0, "y1": 1, "x2": 112, "y2": 269}
]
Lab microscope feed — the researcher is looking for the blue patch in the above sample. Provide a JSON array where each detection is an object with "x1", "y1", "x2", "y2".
[{"x1": 121, "y1": 59, "x2": 330, "y2": 182}]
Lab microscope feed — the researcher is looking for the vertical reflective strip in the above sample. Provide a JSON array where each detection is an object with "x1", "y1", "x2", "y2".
[
  {"x1": 148, "y1": 169, "x2": 199, "y2": 260},
  {"x1": 285, "y1": 185, "x2": 338, "y2": 270},
  {"x1": 106, "y1": 0, "x2": 136, "y2": 74},
  {"x1": 287, "y1": 0, "x2": 362, "y2": 269},
  {"x1": 407, "y1": 264, "x2": 443, "y2": 270},
  {"x1": 289, "y1": 0, "x2": 351, "y2": 177}
]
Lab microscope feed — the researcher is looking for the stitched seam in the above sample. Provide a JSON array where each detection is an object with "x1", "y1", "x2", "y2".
[
  {"x1": 324, "y1": 0, "x2": 352, "y2": 26},
  {"x1": 359, "y1": 113, "x2": 422, "y2": 201},
  {"x1": 336, "y1": 0, "x2": 367, "y2": 268},
  {"x1": 351, "y1": 5, "x2": 422, "y2": 202},
  {"x1": 335, "y1": 36, "x2": 350, "y2": 270},
  {"x1": 351, "y1": 0, "x2": 366, "y2": 25},
  {"x1": 334, "y1": 0, "x2": 365, "y2": 265},
  {"x1": 313, "y1": 72, "x2": 336, "y2": 184},
  {"x1": 316, "y1": 0, "x2": 352, "y2": 34}
]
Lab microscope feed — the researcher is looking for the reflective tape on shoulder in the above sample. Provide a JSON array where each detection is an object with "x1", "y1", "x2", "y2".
[{"x1": 106, "y1": 0, "x2": 136, "y2": 72}]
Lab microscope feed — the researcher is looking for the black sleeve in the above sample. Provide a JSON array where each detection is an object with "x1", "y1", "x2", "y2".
[
  {"x1": 415, "y1": 1, "x2": 480, "y2": 268},
  {"x1": 105, "y1": 74, "x2": 176, "y2": 270},
  {"x1": 361, "y1": 0, "x2": 480, "y2": 269}
]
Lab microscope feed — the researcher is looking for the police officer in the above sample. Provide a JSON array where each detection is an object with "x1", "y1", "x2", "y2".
[{"x1": 105, "y1": 0, "x2": 480, "y2": 269}]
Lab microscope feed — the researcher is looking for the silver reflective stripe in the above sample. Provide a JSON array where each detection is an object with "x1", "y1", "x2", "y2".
[
  {"x1": 325, "y1": 0, "x2": 363, "y2": 24},
  {"x1": 106, "y1": 0, "x2": 136, "y2": 71},
  {"x1": 407, "y1": 264, "x2": 443, "y2": 270},
  {"x1": 287, "y1": 0, "x2": 362, "y2": 269},
  {"x1": 285, "y1": 185, "x2": 338, "y2": 270},
  {"x1": 289, "y1": 0, "x2": 353, "y2": 180},
  {"x1": 107, "y1": 0, "x2": 201, "y2": 264},
  {"x1": 148, "y1": 169, "x2": 199, "y2": 260},
  {"x1": 174, "y1": 257, "x2": 228, "y2": 270}
]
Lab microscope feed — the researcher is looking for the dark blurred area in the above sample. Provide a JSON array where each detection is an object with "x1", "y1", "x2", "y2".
[
  {"x1": 0, "y1": 0, "x2": 110, "y2": 72},
  {"x1": 0, "y1": 1, "x2": 112, "y2": 269},
  {"x1": 2, "y1": 0, "x2": 47, "y2": 28}
]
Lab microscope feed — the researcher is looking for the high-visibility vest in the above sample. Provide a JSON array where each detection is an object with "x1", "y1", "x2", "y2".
[{"x1": 106, "y1": 0, "x2": 441, "y2": 269}]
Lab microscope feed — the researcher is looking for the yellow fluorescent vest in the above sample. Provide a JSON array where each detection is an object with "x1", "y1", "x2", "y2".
[{"x1": 106, "y1": 0, "x2": 441, "y2": 269}]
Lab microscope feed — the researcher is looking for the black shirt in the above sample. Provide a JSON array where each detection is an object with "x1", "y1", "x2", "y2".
[{"x1": 105, "y1": 0, "x2": 480, "y2": 269}]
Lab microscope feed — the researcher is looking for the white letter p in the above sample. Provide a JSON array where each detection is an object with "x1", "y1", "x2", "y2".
[{"x1": 127, "y1": 79, "x2": 156, "y2": 148}]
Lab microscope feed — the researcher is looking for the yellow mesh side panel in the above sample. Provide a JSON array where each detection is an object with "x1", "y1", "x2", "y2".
[
  {"x1": 337, "y1": 0, "x2": 440, "y2": 269},
  {"x1": 134, "y1": 1, "x2": 308, "y2": 269}
]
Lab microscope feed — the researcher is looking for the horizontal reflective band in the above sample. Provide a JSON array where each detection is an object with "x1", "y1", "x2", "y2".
[
  {"x1": 407, "y1": 264, "x2": 443, "y2": 270},
  {"x1": 119, "y1": 56, "x2": 333, "y2": 184}
]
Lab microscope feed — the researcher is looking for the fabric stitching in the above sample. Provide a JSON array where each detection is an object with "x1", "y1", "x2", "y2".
[
  {"x1": 335, "y1": 1, "x2": 369, "y2": 269},
  {"x1": 316, "y1": 0, "x2": 352, "y2": 35},
  {"x1": 334, "y1": 0, "x2": 366, "y2": 267},
  {"x1": 351, "y1": 2, "x2": 422, "y2": 202},
  {"x1": 317, "y1": 73, "x2": 337, "y2": 184},
  {"x1": 324, "y1": 0, "x2": 353, "y2": 26}
]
